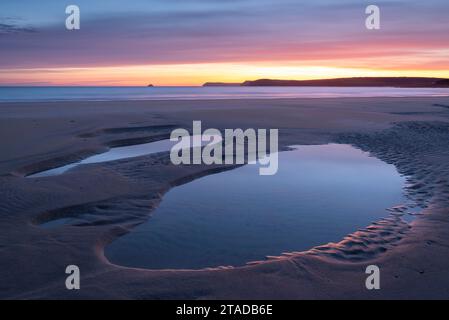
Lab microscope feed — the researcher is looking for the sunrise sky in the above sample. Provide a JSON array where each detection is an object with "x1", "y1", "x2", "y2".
[{"x1": 1, "y1": 0, "x2": 448, "y2": 86}]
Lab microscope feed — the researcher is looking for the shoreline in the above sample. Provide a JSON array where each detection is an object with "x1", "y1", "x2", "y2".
[
  {"x1": 1, "y1": 97, "x2": 449, "y2": 299},
  {"x1": 2, "y1": 96, "x2": 449, "y2": 104}
]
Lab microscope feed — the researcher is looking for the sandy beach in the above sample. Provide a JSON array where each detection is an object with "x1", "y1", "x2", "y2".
[{"x1": 1, "y1": 97, "x2": 449, "y2": 299}]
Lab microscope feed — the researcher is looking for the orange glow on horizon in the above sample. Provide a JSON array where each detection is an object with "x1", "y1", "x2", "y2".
[{"x1": 1, "y1": 62, "x2": 448, "y2": 86}]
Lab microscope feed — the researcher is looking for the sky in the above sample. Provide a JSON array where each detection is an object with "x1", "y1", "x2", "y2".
[{"x1": 0, "y1": 0, "x2": 448, "y2": 86}]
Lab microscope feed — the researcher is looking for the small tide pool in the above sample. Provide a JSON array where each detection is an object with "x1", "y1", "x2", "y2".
[{"x1": 28, "y1": 135, "x2": 221, "y2": 177}]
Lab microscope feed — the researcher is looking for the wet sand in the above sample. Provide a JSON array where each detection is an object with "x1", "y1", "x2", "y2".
[{"x1": 1, "y1": 97, "x2": 449, "y2": 299}]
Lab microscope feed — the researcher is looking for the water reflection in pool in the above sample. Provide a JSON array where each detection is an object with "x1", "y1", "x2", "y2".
[
  {"x1": 28, "y1": 135, "x2": 221, "y2": 178},
  {"x1": 105, "y1": 144, "x2": 413, "y2": 270}
]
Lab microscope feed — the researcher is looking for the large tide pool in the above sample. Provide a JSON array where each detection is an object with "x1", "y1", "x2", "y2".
[{"x1": 104, "y1": 144, "x2": 416, "y2": 270}]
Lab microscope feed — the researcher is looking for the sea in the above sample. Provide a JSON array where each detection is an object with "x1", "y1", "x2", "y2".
[{"x1": 1, "y1": 86, "x2": 449, "y2": 102}]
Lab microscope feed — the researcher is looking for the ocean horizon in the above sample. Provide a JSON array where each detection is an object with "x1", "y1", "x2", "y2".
[{"x1": 1, "y1": 86, "x2": 449, "y2": 102}]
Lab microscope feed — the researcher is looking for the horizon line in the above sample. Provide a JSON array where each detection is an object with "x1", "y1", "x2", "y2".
[{"x1": 2, "y1": 76, "x2": 449, "y2": 88}]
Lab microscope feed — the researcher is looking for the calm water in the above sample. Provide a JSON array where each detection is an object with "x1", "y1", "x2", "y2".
[
  {"x1": 105, "y1": 144, "x2": 413, "y2": 270},
  {"x1": 28, "y1": 135, "x2": 221, "y2": 177},
  {"x1": 1, "y1": 86, "x2": 449, "y2": 102}
]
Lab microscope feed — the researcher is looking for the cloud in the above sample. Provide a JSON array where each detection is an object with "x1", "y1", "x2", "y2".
[
  {"x1": 0, "y1": 1, "x2": 448, "y2": 70},
  {"x1": 0, "y1": 17, "x2": 36, "y2": 35}
]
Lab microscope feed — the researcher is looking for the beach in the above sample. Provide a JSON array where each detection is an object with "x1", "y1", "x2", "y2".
[{"x1": 1, "y1": 96, "x2": 449, "y2": 299}]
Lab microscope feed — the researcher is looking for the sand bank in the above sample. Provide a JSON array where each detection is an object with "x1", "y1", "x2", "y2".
[{"x1": 1, "y1": 97, "x2": 449, "y2": 299}]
